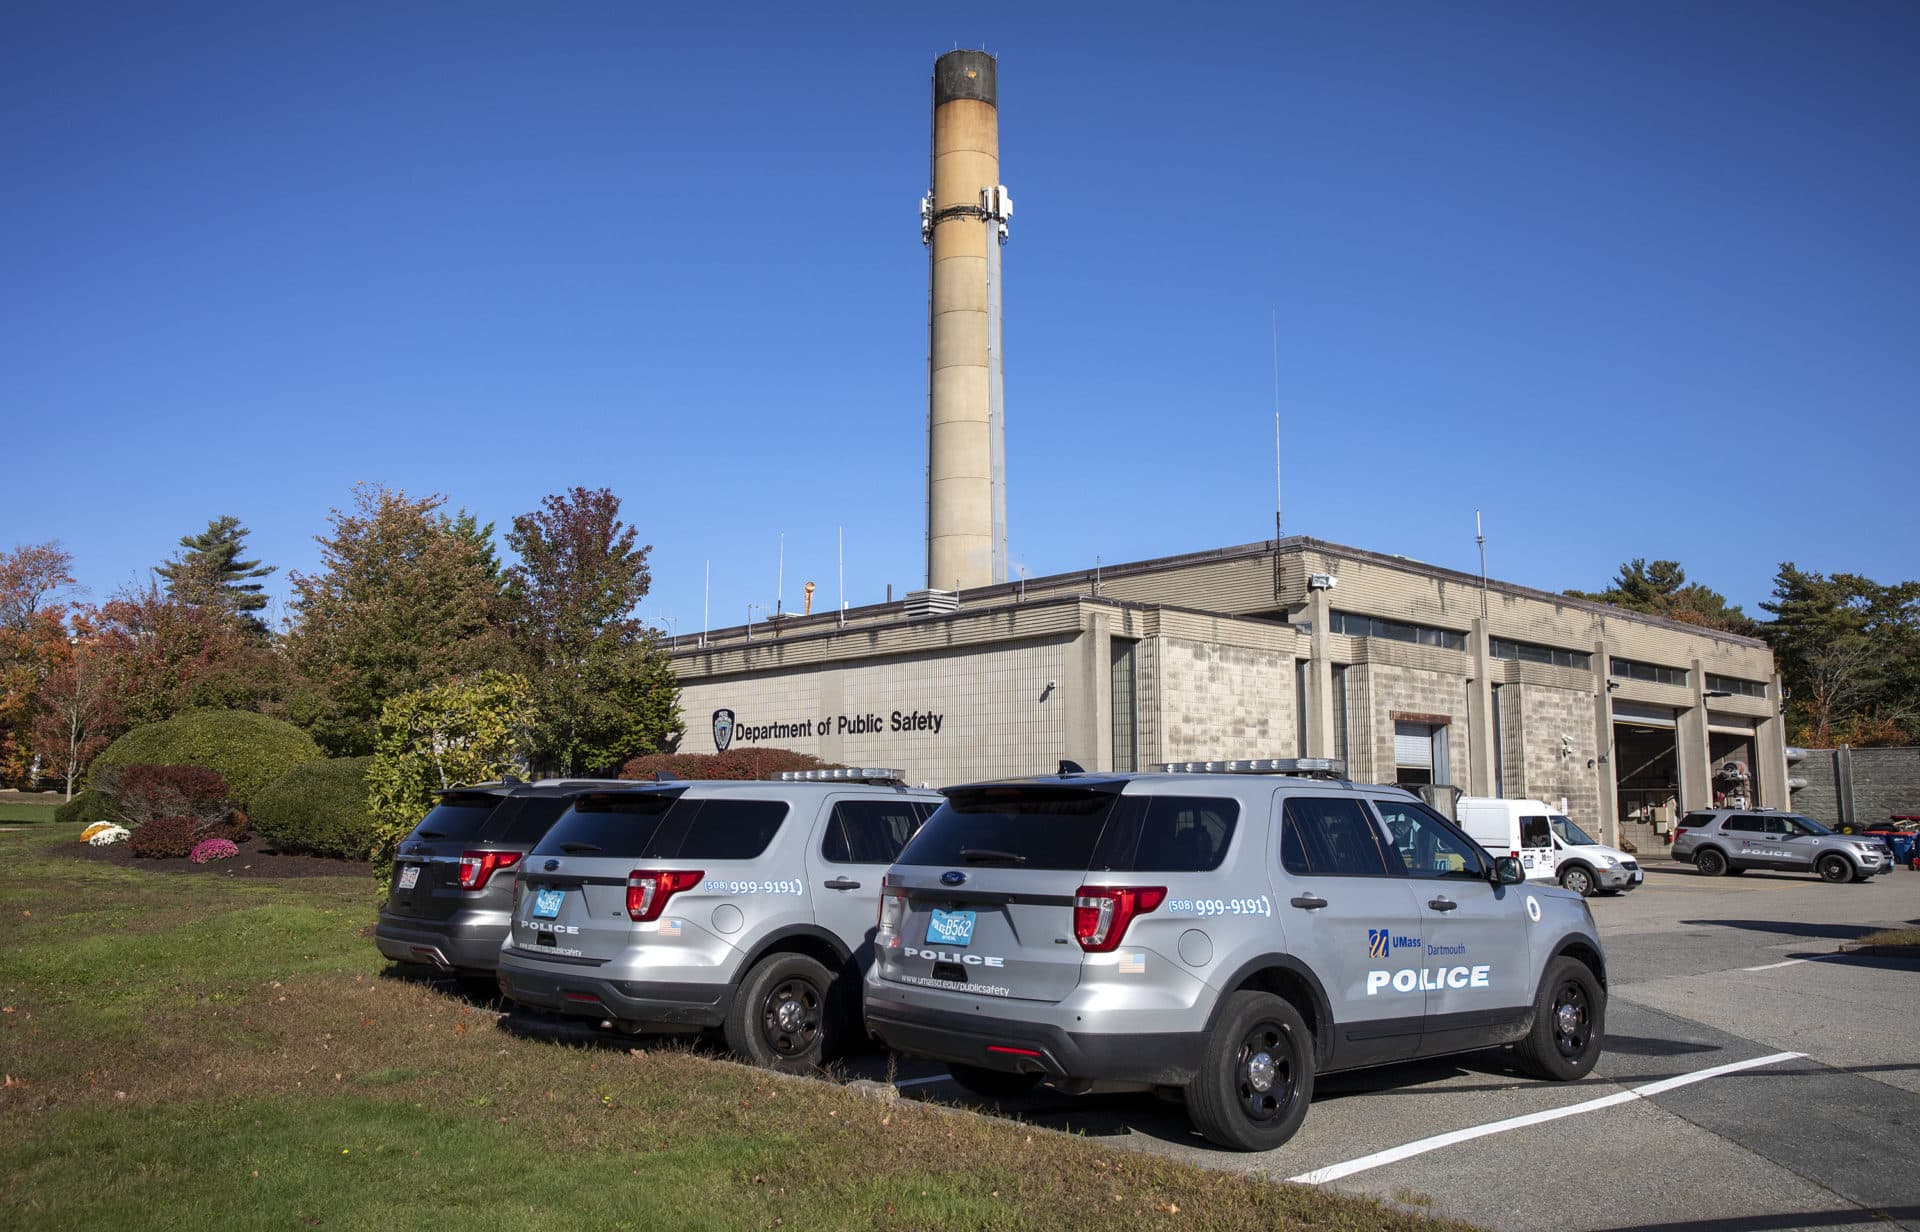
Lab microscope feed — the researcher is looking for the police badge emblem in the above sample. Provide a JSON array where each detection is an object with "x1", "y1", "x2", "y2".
[{"x1": 712, "y1": 708, "x2": 735, "y2": 752}]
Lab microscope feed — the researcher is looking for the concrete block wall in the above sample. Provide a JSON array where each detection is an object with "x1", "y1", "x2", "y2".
[
  {"x1": 1789, "y1": 746, "x2": 1920, "y2": 828},
  {"x1": 1352, "y1": 663, "x2": 1472, "y2": 787},
  {"x1": 1516, "y1": 684, "x2": 1602, "y2": 827},
  {"x1": 1156, "y1": 637, "x2": 1295, "y2": 763}
]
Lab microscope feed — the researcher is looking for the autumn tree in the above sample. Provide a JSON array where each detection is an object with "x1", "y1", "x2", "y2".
[
  {"x1": 89, "y1": 580, "x2": 284, "y2": 728},
  {"x1": 285, "y1": 484, "x2": 509, "y2": 757},
  {"x1": 1567, "y1": 559, "x2": 1758, "y2": 635},
  {"x1": 0, "y1": 542, "x2": 78, "y2": 784},
  {"x1": 1761, "y1": 564, "x2": 1919, "y2": 746},
  {"x1": 154, "y1": 515, "x2": 276, "y2": 631},
  {"x1": 28, "y1": 612, "x2": 122, "y2": 798},
  {"x1": 504, "y1": 487, "x2": 682, "y2": 775}
]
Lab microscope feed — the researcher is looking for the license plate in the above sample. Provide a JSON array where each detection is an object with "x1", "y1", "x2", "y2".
[
  {"x1": 532, "y1": 888, "x2": 565, "y2": 920},
  {"x1": 397, "y1": 865, "x2": 420, "y2": 890},
  {"x1": 926, "y1": 908, "x2": 976, "y2": 947}
]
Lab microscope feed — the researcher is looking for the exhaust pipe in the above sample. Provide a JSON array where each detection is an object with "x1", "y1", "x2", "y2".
[{"x1": 409, "y1": 944, "x2": 454, "y2": 972}]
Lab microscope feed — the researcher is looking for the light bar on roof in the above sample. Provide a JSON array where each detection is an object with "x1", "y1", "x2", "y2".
[
  {"x1": 1153, "y1": 758, "x2": 1346, "y2": 777},
  {"x1": 776, "y1": 768, "x2": 907, "y2": 784}
]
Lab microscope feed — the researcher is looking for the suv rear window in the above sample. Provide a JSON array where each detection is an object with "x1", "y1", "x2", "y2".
[
  {"x1": 486, "y1": 796, "x2": 577, "y2": 846},
  {"x1": 900, "y1": 788, "x2": 1240, "y2": 873},
  {"x1": 532, "y1": 791, "x2": 681, "y2": 858},
  {"x1": 407, "y1": 792, "x2": 504, "y2": 842}
]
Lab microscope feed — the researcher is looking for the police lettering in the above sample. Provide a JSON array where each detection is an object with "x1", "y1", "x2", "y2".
[
  {"x1": 1365, "y1": 964, "x2": 1491, "y2": 995},
  {"x1": 903, "y1": 946, "x2": 1004, "y2": 967}
]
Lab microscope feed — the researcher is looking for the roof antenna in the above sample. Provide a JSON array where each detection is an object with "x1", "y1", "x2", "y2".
[
  {"x1": 1272, "y1": 308, "x2": 1283, "y2": 540},
  {"x1": 1476, "y1": 510, "x2": 1489, "y2": 622}
]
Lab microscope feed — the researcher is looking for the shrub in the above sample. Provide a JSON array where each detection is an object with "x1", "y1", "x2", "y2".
[
  {"x1": 130, "y1": 816, "x2": 201, "y2": 859},
  {"x1": 189, "y1": 837, "x2": 239, "y2": 864},
  {"x1": 54, "y1": 790, "x2": 116, "y2": 827},
  {"x1": 90, "y1": 710, "x2": 322, "y2": 806},
  {"x1": 107, "y1": 763, "x2": 231, "y2": 829},
  {"x1": 250, "y1": 756, "x2": 376, "y2": 860},
  {"x1": 619, "y1": 748, "x2": 847, "y2": 782}
]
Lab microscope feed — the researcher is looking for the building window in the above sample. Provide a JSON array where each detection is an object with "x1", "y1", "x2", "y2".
[
  {"x1": 1294, "y1": 659, "x2": 1310, "y2": 758},
  {"x1": 1705, "y1": 674, "x2": 1767, "y2": 699},
  {"x1": 1490, "y1": 637, "x2": 1592, "y2": 671},
  {"x1": 1489, "y1": 683, "x2": 1506, "y2": 798},
  {"x1": 1329, "y1": 610, "x2": 1467, "y2": 652},
  {"x1": 1110, "y1": 638, "x2": 1138, "y2": 772},
  {"x1": 1330, "y1": 664, "x2": 1350, "y2": 768},
  {"x1": 1610, "y1": 657, "x2": 1688, "y2": 688}
]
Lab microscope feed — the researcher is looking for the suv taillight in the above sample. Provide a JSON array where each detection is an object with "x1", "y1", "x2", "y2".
[
  {"x1": 877, "y1": 887, "x2": 906, "y2": 933},
  {"x1": 1072, "y1": 885, "x2": 1166, "y2": 952},
  {"x1": 1672, "y1": 828, "x2": 1689, "y2": 839},
  {"x1": 627, "y1": 870, "x2": 703, "y2": 922},
  {"x1": 457, "y1": 850, "x2": 522, "y2": 891}
]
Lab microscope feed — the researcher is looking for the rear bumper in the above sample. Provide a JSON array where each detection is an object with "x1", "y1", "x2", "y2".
[
  {"x1": 863, "y1": 993, "x2": 1206, "y2": 1086},
  {"x1": 495, "y1": 951, "x2": 733, "y2": 1029},
  {"x1": 374, "y1": 913, "x2": 507, "y2": 973}
]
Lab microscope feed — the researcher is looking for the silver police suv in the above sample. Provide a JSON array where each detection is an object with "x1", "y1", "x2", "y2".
[
  {"x1": 1670, "y1": 809, "x2": 1891, "y2": 881},
  {"x1": 864, "y1": 760, "x2": 1607, "y2": 1151},
  {"x1": 495, "y1": 771, "x2": 942, "y2": 1071},
  {"x1": 376, "y1": 778, "x2": 625, "y2": 976}
]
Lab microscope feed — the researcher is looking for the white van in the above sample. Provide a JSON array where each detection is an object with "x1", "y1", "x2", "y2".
[
  {"x1": 1548, "y1": 814, "x2": 1642, "y2": 897},
  {"x1": 1455, "y1": 797, "x2": 1559, "y2": 884}
]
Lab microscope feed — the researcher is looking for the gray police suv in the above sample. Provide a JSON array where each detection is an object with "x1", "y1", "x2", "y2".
[
  {"x1": 495, "y1": 771, "x2": 942, "y2": 1072},
  {"x1": 1670, "y1": 809, "x2": 1891, "y2": 881},
  {"x1": 864, "y1": 760, "x2": 1607, "y2": 1151},
  {"x1": 376, "y1": 778, "x2": 629, "y2": 976}
]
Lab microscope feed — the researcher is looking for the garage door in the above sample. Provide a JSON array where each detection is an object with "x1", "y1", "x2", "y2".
[
  {"x1": 1395, "y1": 722, "x2": 1435, "y2": 769},
  {"x1": 1612, "y1": 702, "x2": 1678, "y2": 728}
]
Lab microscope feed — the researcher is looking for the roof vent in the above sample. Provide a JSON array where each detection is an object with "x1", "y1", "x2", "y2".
[{"x1": 904, "y1": 588, "x2": 960, "y2": 619}]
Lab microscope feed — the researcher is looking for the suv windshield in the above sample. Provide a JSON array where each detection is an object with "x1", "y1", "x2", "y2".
[
  {"x1": 1783, "y1": 815, "x2": 1832, "y2": 836},
  {"x1": 1551, "y1": 815, "x2": 1598, "y2": 846}
]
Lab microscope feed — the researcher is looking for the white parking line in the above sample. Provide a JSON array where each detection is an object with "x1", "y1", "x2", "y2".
[
  {"x1": 1289, "y1": 1051, "x2": 1805, "y2": 1185},
  {"x1": 1742, "y1": 958, "x2": 1812, "y2": 972},
  {"x1": 894, "y1": 1074, "x2": 953, "y2": 1089}
]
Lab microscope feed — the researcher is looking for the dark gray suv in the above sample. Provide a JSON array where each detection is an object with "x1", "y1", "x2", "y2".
[{"x1": 375, "y1": 778, "x2": 633, "y2": 975}]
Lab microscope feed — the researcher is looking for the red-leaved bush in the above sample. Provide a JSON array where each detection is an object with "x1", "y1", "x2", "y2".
[
  {"x1": 619, "y1": 749, "x2": 846, "y2": 782},
  {"x1": 104, "y1": 763, "x2": 232, "y2": 828},
  {"x1": 129, "y1": 815, "x2": 201, "y2": 859}
]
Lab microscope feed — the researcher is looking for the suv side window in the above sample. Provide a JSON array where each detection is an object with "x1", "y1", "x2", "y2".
[
  {"x1": 1374, "y1": 800, "x2": 1487, "y2": 879},
  {"x1": 1724, "y1": 816, "x2": 1765, "y2": 833},
  {"x1": 1094, "y1": 795, "x2": 1240, "y2": 873},
  {"x1": 1281, "y1": 797, "x2": 1391, "y2": 877},
  {"x1": 641, "y1": 799, "x2": 790, "y2": 860},
  {"x1": 1681, "y1": 812, "x2": 1717, "y2": 830},
  {"x1": 822, "y1": 799, "x2": 923, "y2": 864}
]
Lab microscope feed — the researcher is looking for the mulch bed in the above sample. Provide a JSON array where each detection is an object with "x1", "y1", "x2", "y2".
[{"x1": 68, "y1": 838, "x2": 369, "y2": 880}]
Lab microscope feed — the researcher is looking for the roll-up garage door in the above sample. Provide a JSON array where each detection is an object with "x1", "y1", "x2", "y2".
[
  {"x1": 1612, "y1": 702, "x2": 1678, "y2": 729},
  {"x1": 1394, "y1": 722, "x2": 1435, "y2": 769}
]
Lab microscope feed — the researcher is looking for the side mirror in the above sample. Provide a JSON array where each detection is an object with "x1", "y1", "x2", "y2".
[{"x1": 1490, "y1": 856, "x2": 1525, "y2": 885}]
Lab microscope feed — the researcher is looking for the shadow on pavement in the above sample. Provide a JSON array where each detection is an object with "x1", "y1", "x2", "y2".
[
  {"x1": 1678, "y1": 919, "x2": 1888, "y2": 941},
  {"x1": 1597, "y1": 1207, "x2": 1920, "y2": 1232}
]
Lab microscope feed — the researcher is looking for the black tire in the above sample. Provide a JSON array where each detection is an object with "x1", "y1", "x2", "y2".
[
  {"x1": 1694, "y1": 847, "x2": 1729, "y2": 877},
  {"x1": 1559, "y1": 865, "x2": 1596, "y2": 897},
  {"x1": 723, "y1": 952, "x2": 841, "y2": 1074},
  {"x1": 1817, "y1": 855, "x2": 1853, "y2": 884},
  {"x1": 946, "y1": 1063, "x2": 1044, "y2": 1099},
  {"x1": 1185, "y1": 991, "x2": 1315, "y2": 1152},
  {"x1": 1514, "y1": 956, "x2": 1605, "y2": 1081}
]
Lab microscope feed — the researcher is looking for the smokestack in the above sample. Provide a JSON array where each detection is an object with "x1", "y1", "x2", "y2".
[{"x1": 924, "y1": 49, "x2": 1010, "y2": 592}]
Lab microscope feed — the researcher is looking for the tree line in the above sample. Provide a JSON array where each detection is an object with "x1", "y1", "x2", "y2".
[
  {"x1": 0, "y1": 483, "x2": 682, "y2": 795},
  {"x1": 1569, "y1": 558, "x2": 1919, "y2": 747}
]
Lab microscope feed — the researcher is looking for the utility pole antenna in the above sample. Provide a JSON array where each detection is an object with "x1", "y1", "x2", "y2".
[
  {"x1": 1476, "y1": 510, "x2": 1489, "y2": 622},
  {"x1": 1272, "y1": 309, "x2": 1283, "y2": 539},
  {"x1": 776, "y1": 533, "x2": 784, "y2": 619},
  {"x1": 837, "y1": 527, "x2": 845, "y2": 628},
  {"x1": 702, "y1": 560, "x2": 710, "y2": 647}
]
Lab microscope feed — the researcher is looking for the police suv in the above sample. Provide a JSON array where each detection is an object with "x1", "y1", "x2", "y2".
[
  {"x1": 495, "y1": 770, "x2": 942, "y2": 1072},
  {"x1": 864, "y1": 760, "x2": 1607, "y2": 1151}
]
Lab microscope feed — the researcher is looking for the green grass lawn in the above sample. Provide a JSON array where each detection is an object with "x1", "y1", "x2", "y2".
[
  {"x1": 0, "y1": 824, "x2": 1470, "y2": 1232},
  {"x1": 0, "y1": 799, "x2": 61, "y2": 823}
]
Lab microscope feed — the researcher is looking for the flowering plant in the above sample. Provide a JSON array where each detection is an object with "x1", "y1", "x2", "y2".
[
  {"x1": 80, "y1": 821, "x2": 119, "y2": 842},
  {"x1": 87, "y1": 825, "x2": 132, "y2": 847},
  {"x1": 189, "y1": 838, "x2": 240, "y2": 864}
]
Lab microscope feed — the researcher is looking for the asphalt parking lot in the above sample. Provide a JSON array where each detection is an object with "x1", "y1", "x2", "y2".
[
  {"x1": 483, "y1": 860, "x2": 1918, "y2": 1232},
  {"x1": 846, "y1": 861, "x2": 1920, "y2": 1232}
]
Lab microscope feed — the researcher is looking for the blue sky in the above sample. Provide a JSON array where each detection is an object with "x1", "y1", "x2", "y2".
[{"x1": 5, "y1": 1, "x2": 1916, "y2": 636}]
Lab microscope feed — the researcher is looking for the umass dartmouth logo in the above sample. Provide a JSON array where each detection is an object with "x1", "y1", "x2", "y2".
[
  {"x1": 1367, "y1": 927, "x2": 1422, "y2": 958},
  {"x1": 712, "y1": 708, "x2": 735, "y2": 753}
]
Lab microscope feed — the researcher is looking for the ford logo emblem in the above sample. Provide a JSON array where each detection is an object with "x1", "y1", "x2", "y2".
[
  {"x1": 940, "y1": 870, "x2": 967, "y2": 886},
  {"x1": 544, "y1": 859, "x2": 560, "y2": 872}
]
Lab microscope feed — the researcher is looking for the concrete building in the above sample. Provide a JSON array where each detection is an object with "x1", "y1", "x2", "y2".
[{"x1": 669, "y1": 536, "x2": 1786, "y2": 850}]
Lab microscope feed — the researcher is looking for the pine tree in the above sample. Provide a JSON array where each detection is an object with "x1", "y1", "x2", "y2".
[{"x1": 156, "y1": 516, "x2": 276, "y2": 628}]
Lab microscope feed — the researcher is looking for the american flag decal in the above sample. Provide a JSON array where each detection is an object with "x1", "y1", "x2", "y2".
[{"x1": 1118, "y1": 950, "x2": 1146, "y2": 974}]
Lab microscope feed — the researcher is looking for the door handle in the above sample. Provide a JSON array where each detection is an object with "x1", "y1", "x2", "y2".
[
  {"x1": 823, "y1": 877, "x2": 862, "y2": 891},
  {"x1": 1428, "y1": 897, "x2": 1458, "y2": 912},
  {"x1": 1290, "y1": 895, "x2": 1328, "y2": 910}
]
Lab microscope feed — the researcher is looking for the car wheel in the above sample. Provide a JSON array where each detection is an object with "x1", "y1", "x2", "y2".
[
  {"x1": 946, "y1": 1063, "x2": 1044, "y2": 1099},
  {"x1": 1559, "y1": 865, "x2": 1595, "y2": 897},
  {"x1": 1817, "y1": 855, "x2": 1853, "y2": 884},
  {"x1": 1185, "y1": 991, "x2": 1315, "y2": 1151},
  {"x1": 1514, "y1": 956, "x2": 1605, "y2": 1082},
  {"x1": 1695, "y1": 848, "x2": 1728, "y2": 876},
  {"x1": 724, "y1": 952, "x2": 840, "y2": 1073}
]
